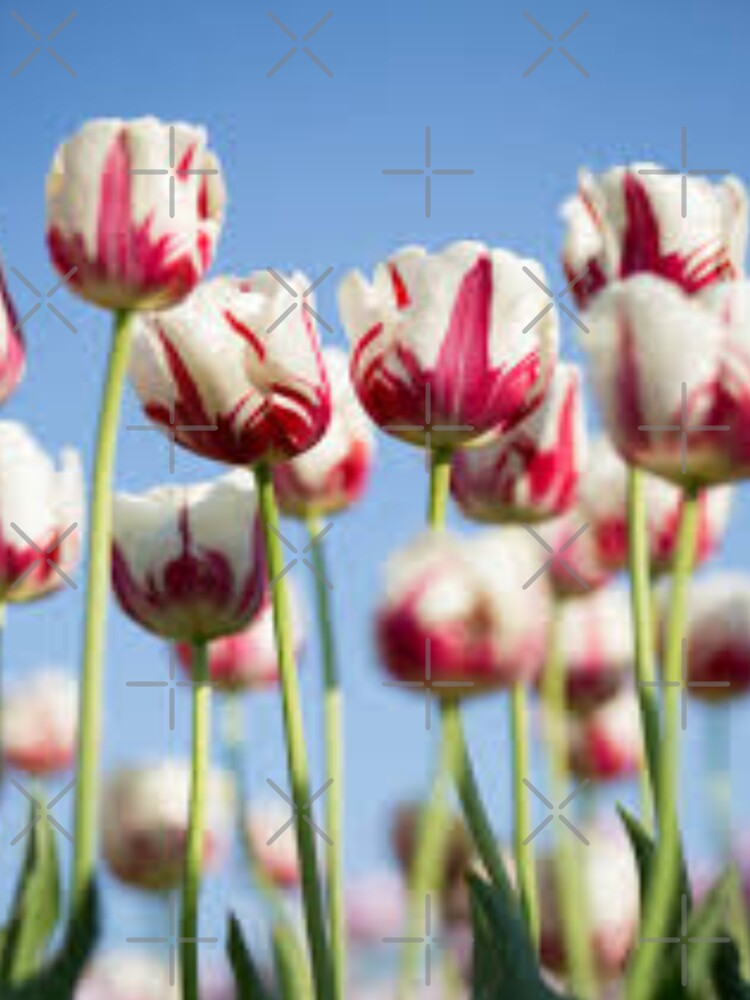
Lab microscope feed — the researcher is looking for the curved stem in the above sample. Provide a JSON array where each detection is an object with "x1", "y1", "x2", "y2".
[
  {"x1": 627, "y1": 488, "x2": 699, "y2": 1000},
  {"x1": 510, "y1": 681, "x2": 539, "y2": 945},
  {"x1": 306, "y1": 515, "x2": 345, "y2": 1000},
  {"x1": 627, "y1": 467, "x2": 660, "y2": 831},
  {"x1": 254, "y1": 463, "x2": 334, "y2": 1000},
  {"x1": 181, "y1": 642, "x2": 211, "y2": 1000},
  {"x1": 72, "y1": 310, "x2": 132, "y2": 904}
]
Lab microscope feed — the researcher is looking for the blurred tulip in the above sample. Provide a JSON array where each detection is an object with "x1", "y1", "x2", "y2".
[
  {"x1": 562, "y1": 165, "x2": 746, "y2": 310},
  {"x1": 586, "y1": 276, "x2": 750, "y2": 487},
  {"x1": 129, "y1": 273, "x2": 331, "y2": 466},
  {"x1": 345, "y1": 871, "x2": 406, "y2": 944},
  {"x1": 0, "y1": 421, "x2": 83, "y2": 603},
  {"x1": 391, "y1": 801, "x2": 474, "y2": 888},
  {"x1": 245, "y1": 802, "x2": 301, "y2": 888},
  {"x1": 76, "y1": 952, "x2": 176, "y2": 1000},
  {"x1": 451, "y1": 363, "x2": 586, "y2": 523},
  {"x1": 377, "y1": 529, "x2": 551, "y2": 692},
  {"x1": 0, "y1": 260, "x2": 24, "y2": 403},
  {"x1": 577, "y1": 438, "x2": 732, "y2": 574},
  {"x1": 112, "y1": 471, "x2": 265, "y2": 642},
  {"x1": 677, "y1": 573, "x2": 750, "y2": 699},
  {"x1": 564, "y1": 688, "x2": 644, "y2": 782},
  {"x1": 273, "y1": 348, "x2": 375, "y2": 517},
  {"x1": 46, "y1": 117, "x2": 225, "y2": 311},
  {"x1": 543, "y1": 512, "x2": 614, "y2": 599},
  {"x1": 1, "y1": 669, "x2": 77, "y2": 774},
  {"x1": 102, "y1": 760, "x2": 233, "y2": 891},
  {"x1": 538, "y1": 825, "x2": 640, "y2": 979},
  {"x1": 175, "y1": 586, "x2": 303, "y2": 691},
  {"x1": 338, "y1": 241, "x2": 558, "y2": 448}
]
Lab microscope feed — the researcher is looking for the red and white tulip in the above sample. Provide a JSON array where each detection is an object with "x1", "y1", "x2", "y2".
[
  {"x1": 47, "y1": 118, "x2": 225, "y2": 311},
  {"x1": 565, "y1": 688, "x2": 644, "y2": 782},
  {"x1": 0, "y1": 422, "x2": 83, "y2": 603},
  {"x1": 377, "y1": 530, "x2": 551, "y2": 692},
  {"x1": 542, "y1": 512, "x2": 614, "y2": 599},
  {"x1": 273, "y1": 348, "x2": 375, "y2": 517},
  {"x1": 112, "y1": 471, "x2": 265, "y2": 642},
  {"x1": 1, "y1": 669, "x2": 78, "y2": 775},
  {"x1": 451, "y1": 363, "x2": 586, "y2": 523},
  {"x1": 102, "y1": 760, "x2": 233, "y2": 891},
  {"x1": 0, "y1": 259, "x2": 24, "y2": 403},
  {"x1": 245, "y1": 803, "x2": 301, "y2": 888},
  {"x1": 129, "y1": 273, "x2": 331, "y2": 466},
  {"x1": 339, "y1": 242, "x2": 558, "y2": 448}
]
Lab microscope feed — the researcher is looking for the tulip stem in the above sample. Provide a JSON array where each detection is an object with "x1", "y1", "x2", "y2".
[
  {"x1": 255, "y1": 463, "x2": 334, "y2": 1000},
  {"x1": 306, "y1": 514, "x2": 346, "y2": 1000},
  {"x1": 627, "y1": 467, "x2": 660, "y2": 831},
  {"x1": 510, "y1": 681, "x2": 539, "y2": 945},
  {"x1": 428, "y1": 446, "x2": 453, "y2": 528},
  {"x1": 627, "y1": 488, "x2": 699, "y2": 1000},
  {"x1": 72, "y1": 309, "x2": 132, "y2": 906},
  {"x1": 181, "y1": 641, "x2": 211, "y2": 1000}
]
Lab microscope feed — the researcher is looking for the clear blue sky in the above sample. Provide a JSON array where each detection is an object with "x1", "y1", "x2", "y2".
[{"x1": 1, "y1": 0, "x2": 749, "y2": 976}]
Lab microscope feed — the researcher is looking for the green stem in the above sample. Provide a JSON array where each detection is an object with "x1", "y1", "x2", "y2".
[
  {"x1": 543, "y1": 603, "x2": 597, "y2": 999},
  {"x1": 181, "y1": 642, "x2": 211, "y2": 1000},
  {"x1": 428, "y1": 446, "x2": 453, "y2": 528},
  {"x1": 72, "y1": 309, "x2": 132, "y2": 905},
  {"x1": 306, "y1": 515, "x2": 345, "y2": 1000},
  {"x1": 510, "y1": 681, "x2": 539, "y2": 945},
  {"x1": 254, "y1": 463, "x2": 334, "y2": 1000},
  {"x1": 627, "y1": 468, "x2": 660, "y2": 831},
  {"x1": 627, "y1": 488, "x2": 700, "y2": 1000}
]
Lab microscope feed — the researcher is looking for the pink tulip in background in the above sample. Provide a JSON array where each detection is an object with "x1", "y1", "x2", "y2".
[
  {"x1": 0, "y1": 259, "x2": 24, "y2": 404},
  {"x1": 46, "y1": 118, "x2": 225, "y2": 311},
  {"x1": 345, "y1": 872, "x2": 406, "y2": 944},
  {"x1": 1, "y1": 669, "x2": 78, "y2": 774},
  {"x1": 677, "y1": 572, "x2": 750, "y2": 698},
  {"x1": 244, "y1": 802, "x2": 302, "y2": 888}
]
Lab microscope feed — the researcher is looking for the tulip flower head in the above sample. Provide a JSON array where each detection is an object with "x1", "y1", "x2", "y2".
[
  {"x1": 273, "y1": 348, "x2": 375, "y2": 517},
  {"x1": 76, "y1": 952, "x2": 177, "y2": 1000},
  {"x1": 542, "y1": 511, "x2": 614, "y2": 599},
  {"x1": 377, "y1": 529, "x2": 551, "y2": 693},
  {"x1": 451, "y1": 362, "x2": 586, "y2": 523},
  {"x1": 46, "y1": 117, "x2": 225, "y2": 311},
  {"x1": 102, "y1": 760, "x2": 233, "y2": 891},
  {"x1": 345, "y1": 871, "x2": 406, "y2": 944},
  {"x1": 0, "y1": 422, "x2": 83, "y2": 603},
  {"x1": 245, "y1": 802, "x2": 301, "y2": 888},
  {"x1": 339, "y1": 242, "x2": 558, "y2": 448},
  {"x1": 112, "y1": 471, "x2": 265, "y2": 643},
  {"x1": 678, "y1": 573, "x2": 750, "y2": 700},
  {"x1": 564, "y1": 688, "x2": 644, "y2": 782},
  {"x1": 0, "y1": 259, "x2": 24, "y2": 403},
  {"x1": 1, "y1": 669, "x2": 78, "y2": 775},
  {"x1": 129, "y1": 272, "x2": 331, "y2": 466}
]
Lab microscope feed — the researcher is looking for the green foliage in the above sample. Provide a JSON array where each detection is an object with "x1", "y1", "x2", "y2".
[{"x1": 228, "y1": 913, "x2": 276, "y2": 1000}]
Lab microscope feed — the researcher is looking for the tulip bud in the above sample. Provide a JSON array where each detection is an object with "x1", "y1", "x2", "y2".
[
  {"x1": 1, "y1": 669, "x2": 77, "y2": 775},
  {"x1": 678, "y1": 573, "x2": 750, "y2": 700},
  {"x1": 339, "y1": 241, "x2": 558, "y2": 449},
  {"x1": 245, "y1": 802, "x2": 301, "y2": 888},
  {"x1": 47, "y1": 118, "x2": 225, "y2": 311},
  {"x1": 0, "y1": 260, "x2": 24, "y2": 403}
]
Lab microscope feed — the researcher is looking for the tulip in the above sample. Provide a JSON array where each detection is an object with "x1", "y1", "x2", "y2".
[
  {"x1": 273, "y1": 348, "x2": 375, "y2": 517},
  {"x1": 244, "y1": 802, "x2": 301, "y2": 888},
  {"x1": 46, "y1": 118, "x2": 225, "y2": 312},
  {"x1": 175, "y1": 586, "x2": 303, "y2": 691},
  {"x1": 577, "y1": 438, "x2": 732, "y2": 574},
  {"x1": 345, "y1": 872, "x2": 406, "y2": 944},
  {"x1": 101, "y1": 760, "x2": 233, "y2": 891},
  {"x1": 1, "y1": 669, "x2": 77, "y2": 774},
  {"x1": 111, "y1": 471, "x2": 265, "y2": 642},
  {"x1": 538, "y1": 826, "x2": 640, "y2": 979},
  {"x1": 585, "y1": 275, "x2": 750, "y2": 488},
  {"x1": 76, "y1": 952, "x2": 176, "y2": 1000},
  {"x1": 377, "y1": 529, "x2": 551, "y2": 692},
  {"x1": 451, "y1": 363, "x2": 586, "y2": 523},
  {"x1": 0, "y1": 422, "x2": 83, "y2": 603},
  {"x1": 561, "y1": 165, "x2": 746, "y2": 310},
  {"x1": 338, "y1": 241, "x2": 558, "y2": 449},
  {"x1": 129, "y1": 273, "x2": 331, "y2": 467},
  {"x1": 0, "y1": 260, "x2": 25, "y2": 403},
  {"x1": 542, "y1": 511, "x2": 614, "y2": 598},
  {"x1": 564, "y1": 688, "x2": 644, "y2": 782}
]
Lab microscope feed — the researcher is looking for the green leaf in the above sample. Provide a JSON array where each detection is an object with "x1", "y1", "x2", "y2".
[
  {"x1": 0, "y1": 802, "x2": 60, "y2": 984},
  {"x1": 227, "y1": 913, "x2": 275, "y2": 1000},
  {"x1": 711, "y1": 934, "x2": 750, "y2": 999}
]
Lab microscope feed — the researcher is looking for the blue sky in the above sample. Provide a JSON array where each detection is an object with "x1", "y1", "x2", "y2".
[{"x1": 1, "y1": 0, "x2": 750, "y2": 978}]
